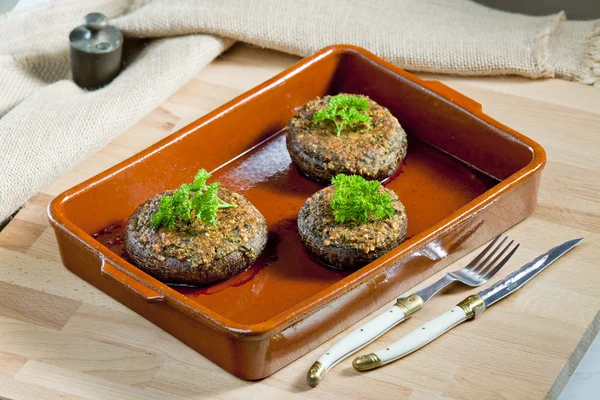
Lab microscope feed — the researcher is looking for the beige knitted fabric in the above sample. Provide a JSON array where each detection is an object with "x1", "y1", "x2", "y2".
[{"x1": 0, "y1": 0, "x2": 598, "y2": 222}]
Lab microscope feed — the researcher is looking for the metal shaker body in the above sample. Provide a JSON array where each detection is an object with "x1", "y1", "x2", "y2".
[{"x1": 69, "y1": 13, "x2": 123, "y2": 90}]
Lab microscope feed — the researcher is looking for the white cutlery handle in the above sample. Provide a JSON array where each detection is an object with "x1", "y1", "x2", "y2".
[
  {"x1": 353, "y1": 295, "x2": 485, "y2": 371},
  {"x1": 381, "y1": 306, "x2": 467, "y2": 362},
  {"x1": 307, "y1": 294, "x2": 423, "y2": 386},
  {"x1": 321, "y1": 305, "x2": 406, "y2": 366}
]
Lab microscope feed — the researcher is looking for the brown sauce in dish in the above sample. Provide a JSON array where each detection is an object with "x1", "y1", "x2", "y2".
[
  {"x1": 93, "y1": 130, "x2": 497, "y2": 325},
  {"x1": 94, "y1": 223, "x2": 129, "y2": 262}
]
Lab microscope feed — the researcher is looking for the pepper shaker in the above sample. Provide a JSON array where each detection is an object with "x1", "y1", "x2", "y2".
[{"x1": 69, "y1": 12, "x2": 123, "y2": 90}]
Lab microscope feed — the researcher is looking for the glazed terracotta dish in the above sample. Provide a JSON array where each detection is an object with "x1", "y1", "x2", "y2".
[{"x1": 48, "y1": 45, "x2": 545, "y2": 380}]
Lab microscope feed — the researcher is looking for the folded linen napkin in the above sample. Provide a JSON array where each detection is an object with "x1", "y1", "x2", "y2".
[{"x1": 0, "y1": 0, "x2": 598, "y2": 223}]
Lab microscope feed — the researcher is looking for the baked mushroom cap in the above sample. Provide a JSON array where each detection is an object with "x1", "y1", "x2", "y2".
[
  {"x1": 298, "y1": 186, "x2": 408, "y2": 270},
  {"x1": 125, "y1": 188, "x2": 268, "y2": 285},
  {"x1": 286, "y1": 94, "x2": 407, "y2": 184}
]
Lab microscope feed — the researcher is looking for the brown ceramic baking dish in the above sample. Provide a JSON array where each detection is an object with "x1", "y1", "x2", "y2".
[{"x1": 48, "y1": 45, "x2": 545, "y2": 380}]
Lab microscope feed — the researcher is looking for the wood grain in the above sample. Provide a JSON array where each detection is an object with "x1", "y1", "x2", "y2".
[{"x1": 1, "y1": 44, "x2": 599, "y2": 399}]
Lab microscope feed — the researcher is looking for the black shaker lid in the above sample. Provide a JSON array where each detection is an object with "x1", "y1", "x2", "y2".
[{"x1": 69, "y1": 12, "x2": 123, "y2": 54}]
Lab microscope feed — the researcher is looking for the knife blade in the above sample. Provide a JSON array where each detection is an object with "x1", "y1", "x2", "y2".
[{"x1": 352, "y1": 238, "x2": 583, "y2": 371}]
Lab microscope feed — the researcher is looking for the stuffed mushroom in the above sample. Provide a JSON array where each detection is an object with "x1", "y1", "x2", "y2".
[
  {"x1": 125, "y1": 169, "x2": 268, "y2": 286},
  {"x1": 287, "y1": 93, "x2": 407, "y2": 184},
  {"x1": 298, "y1": 174, "x2": 408, "y2": 270}
]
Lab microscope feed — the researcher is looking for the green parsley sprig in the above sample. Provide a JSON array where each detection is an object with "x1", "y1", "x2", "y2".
[
  {"x1": 330, "y1": 174, "x2": 395, "y2": 224},
  {"x1": 313, "y1": 94, "x2": 372, "y2": 136},
  {"x1": 150, "y1": 169, "x2": 236, "y2": 229}
]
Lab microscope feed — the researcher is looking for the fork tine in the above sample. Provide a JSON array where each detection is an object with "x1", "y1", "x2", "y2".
[
  {"x1": 476, "y1": 238, "x2": 513, "y2": 276},
  {"x1": 481, "y1": 243, "x2": 520, "y2": 281},
  {"x1": 464, "y1": 235, "x2": 502, "y2": 271},
  {"x1": 471, "y1": 236, "x2": 508, "y2": 274}
]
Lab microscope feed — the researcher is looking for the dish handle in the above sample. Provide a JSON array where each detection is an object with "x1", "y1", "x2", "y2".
[
  {"x1": 421, "y1": 80, "x2": 482, "y2": 114},
  {"x1": 101, "y1": 258, "x2": 165, "y2": 303}
]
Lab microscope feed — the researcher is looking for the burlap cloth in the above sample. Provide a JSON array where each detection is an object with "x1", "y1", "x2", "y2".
[{"x1": 0, "y1": 0, "x2": 598, "y2": 222}]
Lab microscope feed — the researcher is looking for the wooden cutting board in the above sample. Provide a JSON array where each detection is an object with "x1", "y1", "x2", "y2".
[{"x1": 1, "y1": 44, "x2": 599, "y2": 400}]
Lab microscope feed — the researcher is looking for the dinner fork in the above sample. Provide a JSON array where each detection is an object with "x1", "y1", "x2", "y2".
[{"x1": 306, "y1": 235, "x2": 519, "y2": 387}]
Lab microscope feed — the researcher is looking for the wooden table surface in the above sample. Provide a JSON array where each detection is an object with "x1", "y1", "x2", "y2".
[{"x1": 1, "y1": 44, "x2": 599, "y2": 400}]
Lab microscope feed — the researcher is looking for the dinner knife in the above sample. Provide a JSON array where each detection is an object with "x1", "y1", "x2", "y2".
[
  {"x1": 352, "y1": 238, "x2": 583, "y2": 371},
  {"x1": 306, "y1": 236, "x2": 518, "y2": 387}
]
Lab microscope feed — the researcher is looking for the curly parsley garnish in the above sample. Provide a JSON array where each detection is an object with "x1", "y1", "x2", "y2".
[
  {"x1": 330, "y1": 174, "x2": 395, "y2": 224},
  {"x1": 150, "y1": 169, "x2": 236, "y2": 229},
  {"x1": 313, "y1": 94, "x2": 372, "y2": 136}
]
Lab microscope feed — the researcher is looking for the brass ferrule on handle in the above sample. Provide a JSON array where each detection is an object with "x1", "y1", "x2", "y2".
[
  {"x1": 395, "y1": 294, "x2": 424, "y2": 317},
  {"x1": 352, "y1": 353, "x2": 382, "y2": 371},
  {"x1": 457, "y1": 294, "x2": 486, "y2": 319},
  {"x1": 306, "y1": 361, "x2": 326, "y2": 387}
]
